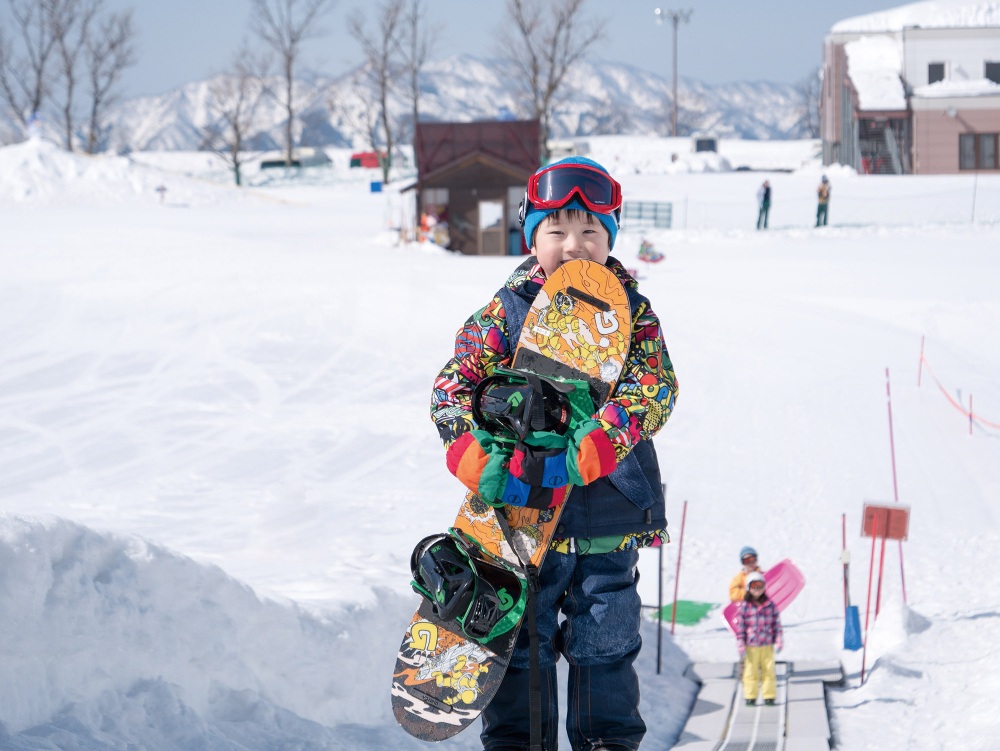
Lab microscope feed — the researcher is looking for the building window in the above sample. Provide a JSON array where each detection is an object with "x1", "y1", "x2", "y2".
[
  {"x1": 986, "y1": 62, "x2": 1000, "y2": 84},
  {"x1": 980, "y1": 135, "x2": 998, "y2": 169},
  {"x1": 928, "y1": 62, "x2": 945, "y2": 84},
  {"x1": 959, "y1": 133, "x2": 1000, "y2": 170},
  {"x1": 422, "y1": 187, "x2": 448, "y2": 207}
]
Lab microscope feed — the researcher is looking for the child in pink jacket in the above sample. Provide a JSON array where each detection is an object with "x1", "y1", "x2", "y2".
[{"x1": 734, "y1": 571, "x2": 783, "y2": 705}]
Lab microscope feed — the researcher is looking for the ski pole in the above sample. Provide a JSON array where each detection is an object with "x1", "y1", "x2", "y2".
[
  {"x1": 656, "y1": 482, "x2": 666, "y2": 675},
  {"x1": 670, "y1": 500, "x2": 688, "y2": 636}
]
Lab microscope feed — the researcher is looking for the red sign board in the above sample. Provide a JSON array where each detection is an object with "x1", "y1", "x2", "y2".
[{"x1": 861, "y1": 503, "x2": 910, "y2": 541}]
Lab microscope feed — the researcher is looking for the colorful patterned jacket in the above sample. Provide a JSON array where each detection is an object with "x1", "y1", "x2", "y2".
[
  {"x1": 430, "y1": 256, "x2": 678, "y2": 541},
  {"x1": 734, "y1": 597, "x2": 783, "y2": 650}
]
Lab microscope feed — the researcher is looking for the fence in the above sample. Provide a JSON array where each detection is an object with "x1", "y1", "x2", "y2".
[
  {"x1": 918, "y1": 336, "x2": 1000, "y2": 432},
  {"x1": 621, "y1": 201, "x2": 672, "y2": 230}
]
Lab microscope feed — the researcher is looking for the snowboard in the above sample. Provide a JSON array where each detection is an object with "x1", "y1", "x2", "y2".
[
  {"x1": 724, "y1": 559, "x2": 805, "y2": 634},
  {"x1": 391, "y1": 259, "x2": 630, "y2": 741}
]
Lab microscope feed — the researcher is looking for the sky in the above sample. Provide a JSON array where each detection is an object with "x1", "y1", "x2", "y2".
[
  {"x1": 1, "y1": 135, "x2": 999, "y2": 748},
  {"x1": 86, "y1": 0, "x2": 913, "y2": 99}
]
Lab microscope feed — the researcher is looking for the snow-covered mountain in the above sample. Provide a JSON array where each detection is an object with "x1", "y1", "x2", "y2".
[{"x1": 2, "y1": 54, "x2": 811, "y2": 152}]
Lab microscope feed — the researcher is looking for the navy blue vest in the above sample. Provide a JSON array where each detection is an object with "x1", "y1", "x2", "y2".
[{"x1": 497, "y1": 273, "x2": 666, "y2": 538}]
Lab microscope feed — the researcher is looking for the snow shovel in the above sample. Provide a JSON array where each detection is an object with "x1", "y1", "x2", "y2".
[{"x1": 842, "y1": 547, "x2": 862, "y2": 650}]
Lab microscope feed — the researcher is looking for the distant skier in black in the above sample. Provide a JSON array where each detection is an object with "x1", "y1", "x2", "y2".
[{"x1": 756, "y1": 180, "x2": 771, "y2": 230}]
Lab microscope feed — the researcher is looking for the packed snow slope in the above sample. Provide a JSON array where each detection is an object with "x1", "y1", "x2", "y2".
[{"x1": 1, "y1": 137, "x2": 999, "y2": 749}]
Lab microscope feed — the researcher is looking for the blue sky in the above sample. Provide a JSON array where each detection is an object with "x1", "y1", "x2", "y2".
[{"x1": 98, "y1": 0, "x2": 906, "y2": 98}]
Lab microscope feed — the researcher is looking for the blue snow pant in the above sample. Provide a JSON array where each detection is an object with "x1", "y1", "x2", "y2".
[{"x1": 481, "y1": 549, "x2": 645, "y2": 751}]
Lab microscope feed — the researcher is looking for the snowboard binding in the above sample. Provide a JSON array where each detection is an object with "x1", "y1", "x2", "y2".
[
  {"x1": 472, "y1": 367, "x2": 589, "y2": 442},
  {"x1": 410, "y1": 528, "x2": 528, "y2": 644}
]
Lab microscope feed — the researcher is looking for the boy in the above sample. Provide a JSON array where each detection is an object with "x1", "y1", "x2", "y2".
[
  {"x1": 431, "y1": 156, "x2": 678, "y2": 751},
  {"x1": 735, "y1": 572, "x2": 783, "y2": 706}
]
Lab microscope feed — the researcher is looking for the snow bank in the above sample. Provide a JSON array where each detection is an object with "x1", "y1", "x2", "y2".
[
  {"x1": 0, "y1": 138, "x2": 235, "y2": 206},
  {"x1": 913, "y1": 78, "x2": 1000, "y2": 97},
  {"x1": 0, "y1": 516, "x2": 413, "y2": 748}
]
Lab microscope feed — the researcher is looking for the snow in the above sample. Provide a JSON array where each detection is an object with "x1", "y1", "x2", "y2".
[
  {"x1": 832, "y1": 0, "x2": 1000, "y2": 33},
  {"x1": 913, "y1": 77, "x2": 1000, "y2": 97},
  {"x1": 844, "y1": 37, "x2": 908, "y2": 111},
  {"x1": 2, "y1": 135, "x2": 1000, "y2": 749}
]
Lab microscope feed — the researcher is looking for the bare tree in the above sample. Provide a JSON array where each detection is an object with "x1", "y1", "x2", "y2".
[
  {"x1": 202, "y1": 46, "x2": 268, "y2": 187},
  {"x1": 795, "y1": 67, "x2": 821, "y2": 138},
  {"x1": 52, "y1": 0, "x2": 99, "y2": 150},
  {"x1": 498, "y1": 0, "x2": 605, "y2": 162},
  {"x1": 0, "y1": 0, "x2": 62, "y2": 129},
  {"x1": 349, "y1": 0, "x2": 403, "y2": 183},
  {"x1": 250, "y1": 0, "x2": 335, "y2": 166},
  {"x1": 82, "y1": 7, "x2": 135, "y2": 153},
  {"x1": 335, "y1": 69, "x2": 381, "y2": 154},
  {"x1": 398, "y1": 0, "x2": 432, "y2": 144}
]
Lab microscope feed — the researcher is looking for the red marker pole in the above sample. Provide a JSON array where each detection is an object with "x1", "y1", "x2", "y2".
[
  {"x1": 886, "y1": 369, "x2": 899, "y2": 503},
  {"x1": 886, "y1": 368, "x2": 907, "y2": 604},
  {"x1": 875, "y1": 528, "x2": 888, "y2": 618},
  {"x1": 861, "y1": 512, "x2": 879, "y2": 685}
]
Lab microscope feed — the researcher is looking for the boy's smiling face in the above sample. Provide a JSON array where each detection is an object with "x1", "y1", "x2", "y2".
[{"x1": 530, "y1": 210, "x2": 610, "y2": 277}]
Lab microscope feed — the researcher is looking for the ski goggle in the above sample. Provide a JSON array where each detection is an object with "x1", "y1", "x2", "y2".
[{"x1": 525, "y1": 163, "x2": 623, "y2": 214}]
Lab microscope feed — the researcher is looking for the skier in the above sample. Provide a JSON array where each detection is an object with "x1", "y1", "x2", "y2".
[
  {"x1": 431, "y1": 156, "x2": 679, "y2": 750},
  {"x1": 729, "y1": 546, "x2": 762, "y2": 603},
  {"x1": 734, "y1": 572, "x2": 783, "y2": 706},
  {"x1": 756, "y1": 180, "x2": 771, "y2": 230},
  {"x1": 729, "y1": 546, "x2": 762, "y2": 680},
  {"x1": 816, "y1": 175, "x2": 831, "y2": 227}
]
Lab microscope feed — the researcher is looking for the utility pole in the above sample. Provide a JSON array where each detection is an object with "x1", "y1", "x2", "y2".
[{"x1": 655, "y1": 8, "x2": 692, "y2": 137}]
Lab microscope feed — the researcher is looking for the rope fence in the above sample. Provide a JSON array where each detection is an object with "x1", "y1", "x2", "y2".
[{"x1": 917, "y1": 335, "x2": 1000, "y2": 432}]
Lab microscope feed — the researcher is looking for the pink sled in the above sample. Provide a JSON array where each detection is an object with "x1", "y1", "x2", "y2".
[{"x1": 723, "y1": 558, "x2": 805, "y2": 634}]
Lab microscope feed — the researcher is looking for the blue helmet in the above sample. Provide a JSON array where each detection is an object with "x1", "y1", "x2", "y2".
[
  {"x1": 520, "y1": 156, "x2": 621, "y2": 250},
  {"x1": 739, "y1": 546, "x2": 758, "y2": 563}
]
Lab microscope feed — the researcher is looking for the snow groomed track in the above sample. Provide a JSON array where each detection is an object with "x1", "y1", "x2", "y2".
[{"x1": 673, "y1": 661, "x2": 842, "y2": 750}]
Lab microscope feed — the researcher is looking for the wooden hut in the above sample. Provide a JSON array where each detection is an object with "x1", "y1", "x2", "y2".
[{"x1": 411, "y1": 120, "x2": 540, "y2": 255}]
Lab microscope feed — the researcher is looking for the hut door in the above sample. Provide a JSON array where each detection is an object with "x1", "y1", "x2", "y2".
[{"x1": 478, "y1": 200, "x2": 504, "y2": 255}]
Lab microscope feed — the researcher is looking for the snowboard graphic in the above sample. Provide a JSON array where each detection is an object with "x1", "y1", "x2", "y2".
[
  {"x1": 723, "y1": 559, "x2": 805, "y2": 633},
  {"x1": 391, "y1": 260, "x2": 630, "y2": 741}
]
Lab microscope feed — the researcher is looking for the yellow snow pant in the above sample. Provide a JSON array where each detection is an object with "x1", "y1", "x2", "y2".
[{"x1": 743, "y1": 645, "x2": 776, "y2": 701}]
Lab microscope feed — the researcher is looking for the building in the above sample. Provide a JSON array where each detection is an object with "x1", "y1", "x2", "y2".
[
  {"x1": 821, "y1": 1, "x2": 1000, "y2": 174},
  {"x1": 411, "y1": 120, "x2": 540, "y2": 255},
  {"x1": 257, "y1": 147, "x2": 331, "y2": 170}
]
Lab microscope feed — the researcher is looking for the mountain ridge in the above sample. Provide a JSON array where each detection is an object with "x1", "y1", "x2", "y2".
[{"x1": 2, "y1": 53, "x2": 812, "y2": 152}]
